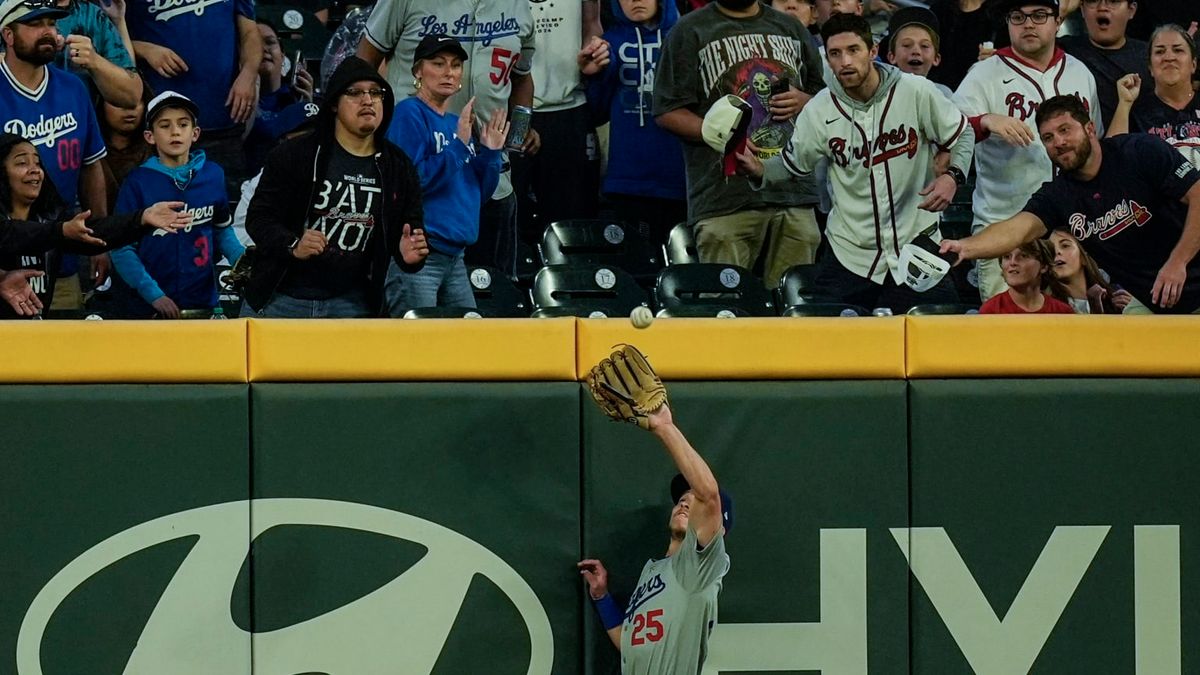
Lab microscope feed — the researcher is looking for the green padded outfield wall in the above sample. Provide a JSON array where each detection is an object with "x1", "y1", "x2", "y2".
[
  {"x1": 0, "y1": 385, "x2": 251, "y2": 675},
  {"x1": 3, "y1": 378, "x2": 1198, "y2": 674},
  {"x1": 248, "y1": 382, "x2": 583, "y2": 675},
  {"x1": 907, "y1": 379, "x2": 1200, "y2": 675}
]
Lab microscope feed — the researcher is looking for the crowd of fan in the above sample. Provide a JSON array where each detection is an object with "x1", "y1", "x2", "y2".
[{"x1": 0, "y1": 0, "x2": 1196, "y2": 319}]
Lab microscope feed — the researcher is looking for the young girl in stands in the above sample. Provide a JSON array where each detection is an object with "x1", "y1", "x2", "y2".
[
  {"x1": 980, "y1": 239, "x2": 1075, "y2": 314},
  {"x1": 1049, "y1": 229, "x2": 1133, "y2": 314}
]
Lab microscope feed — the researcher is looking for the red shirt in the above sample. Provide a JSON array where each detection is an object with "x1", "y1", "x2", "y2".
[{"x1": 980, "y1": 291, "x2": 1076, "y2": 314}]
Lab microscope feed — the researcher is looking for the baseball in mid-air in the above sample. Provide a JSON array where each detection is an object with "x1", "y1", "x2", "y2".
[{"x1": 630, "y1": 305, "x2": 654, "y2": 329}]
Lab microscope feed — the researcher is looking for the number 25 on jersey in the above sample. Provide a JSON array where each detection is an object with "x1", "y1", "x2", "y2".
[{"x1": 630, "y1": 609, "x2": 664, "y2": 645}]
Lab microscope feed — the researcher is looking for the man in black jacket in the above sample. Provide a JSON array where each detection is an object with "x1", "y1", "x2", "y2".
[{"x1": 244, "y1": 56, "x2": 429, "y2": 318}]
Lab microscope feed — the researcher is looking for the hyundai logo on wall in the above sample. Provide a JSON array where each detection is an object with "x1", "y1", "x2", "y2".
[{"x1": 17, "y1": 499, "x2": 554, "y2": 674}]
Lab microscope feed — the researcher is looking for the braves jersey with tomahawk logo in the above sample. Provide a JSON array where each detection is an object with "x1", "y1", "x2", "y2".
[
  {"x1": 0, "y1": 62, "x2": 106, "y2": 207},
  {"x1": 765, "y1": 66, "x2": 974, "y2": 284},
  {"x1": 1024, "y1": 134, "x2": 1200, "y2": 314},
  {"x1": 620, "y1": 527, "x2": 728, "y2": 675},
  {"x1": 953, "y1": 47, "x2": 1101, "y2": 229},
  {"x1": 125, "y1": 0, "x2": 255, "y2": 130},
  {"x1": 363, "y1": 0, "x2": 535, "y2": 200}
]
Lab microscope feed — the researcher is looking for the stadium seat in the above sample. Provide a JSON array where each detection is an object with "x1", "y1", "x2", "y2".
[
  {"x1": 776, "y1": 263, "x2": 818, "y2": 306},
  {"x1": 466, "y1": 266, "x2": 529, "y2": 317},
  {"x1": 906, "y1": 303, "x2": 981, "y2": 315},
  {"x1": 539, "y1": 219, "x2": 662, "y2": 286},
  {"x1": 663, "y1": 222, "x2": 698, "y2": 266},
  {"x1": 654, "y1": 305, "x2": 749, "y2": 318},
  {"x1": 654, "y1": 263, "x2": 775, "y2": 316},
  {"x1": 531, "y1": 305, "x2": 636, "y2": 319},
  {"x1": 782, "y1": 303, "x2": 870, "y2": 317},
  {"x1": 531, "y1": 264, "x2": 649, "y2": 317},
  {"x1": 402, "y1": 307, "x2": 498, "y2": 319},
  {"x1": 514, "y1": 241, "x2": 540, "y2": 289}
]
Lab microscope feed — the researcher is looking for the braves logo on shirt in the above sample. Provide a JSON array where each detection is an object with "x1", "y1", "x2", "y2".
[
  {"x1": 1069, "y1": 198, "x2": 1151, "y2": 241},
  {"x1": 827, "y1": 124, "x2": 919, "y2": 169},
  {"x1": 4, "y1": 113, "x2": 79, "y2": 148},
  {"x1": 148, "y1": 0, "x2": 230, "y2": 22}
]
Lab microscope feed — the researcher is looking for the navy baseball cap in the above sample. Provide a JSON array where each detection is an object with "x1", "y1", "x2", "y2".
[
  {"x1": 412, "y1": 34, "x2": 469, "y2": 65},
  {"x1": 671, "y1": 473, "x2": 734, "y2": 535},
  {"x1": 886, "y1": 7, "x2": 941, "y2": 51},
  {"x1": 145, "y1": 90, "x2": 200, "y2": 128},
  {"x1": 0, "y1": 0, "x2": 68, "y2": 28}
]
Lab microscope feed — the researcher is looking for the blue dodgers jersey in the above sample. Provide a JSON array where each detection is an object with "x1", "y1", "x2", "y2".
[
  {"x1": 0, "y1": 62, "x2": 107, "y2": 207},
  {"x1": 116, "y1": 163, "x2": 232, "y2": 308},
  {"x1": 125, "y1": 0, "x2": 255, "y2": 130}
]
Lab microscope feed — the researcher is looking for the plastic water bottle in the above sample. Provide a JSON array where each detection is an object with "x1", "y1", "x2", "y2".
[{"x1": 872, "y1": 307, "x2": 893, "y2": 317}]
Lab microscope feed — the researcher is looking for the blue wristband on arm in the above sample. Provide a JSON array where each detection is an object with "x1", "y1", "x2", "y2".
[{"x1": 592, "y1": 593, "x2": 624, "y2": 631}]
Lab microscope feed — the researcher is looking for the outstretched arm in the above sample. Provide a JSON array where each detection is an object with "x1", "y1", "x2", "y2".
[
  {"x1": 940, "y1": 211, "x2": 1048, "y2": 263},
  {"x1": 647, "y1": 406, "x2": 722, "y2": 546}
]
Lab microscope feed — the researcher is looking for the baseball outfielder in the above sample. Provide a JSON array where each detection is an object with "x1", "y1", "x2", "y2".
[
  {"x1": 578, "y1": 345, "x2": 732, "y2": 675},
  {"x1": 952, "y1": 0, "x2": 1101, "y2": 300},
  {"x1": 737, "y1": 13, "x2": 974, "y2": 313}
]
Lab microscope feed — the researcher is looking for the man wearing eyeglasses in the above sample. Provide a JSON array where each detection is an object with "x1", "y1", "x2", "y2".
[
  {"x1": 1059, "y1": 0, "x2": 1149, "y2": 129},
  {"x1": 241, "y1": 56, "x2": 431, "y2": 318},
  {"x1": 952, "y1": 0, "x2": 1102, "y2": 302}
]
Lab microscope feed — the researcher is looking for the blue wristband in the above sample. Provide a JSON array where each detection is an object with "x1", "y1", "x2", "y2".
[{"x1": 592, "y1": 593, "x2": 624, "y2": 631}]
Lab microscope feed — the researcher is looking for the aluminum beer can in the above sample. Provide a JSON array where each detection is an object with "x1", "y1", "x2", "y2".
[{"x1": 505, "y1": 105, "x2": 533, "y2": 153}]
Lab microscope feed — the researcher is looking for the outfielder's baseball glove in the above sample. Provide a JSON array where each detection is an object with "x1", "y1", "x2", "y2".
[{"x1": 586, "y1": 344, "x2": 668, "y2": 429}]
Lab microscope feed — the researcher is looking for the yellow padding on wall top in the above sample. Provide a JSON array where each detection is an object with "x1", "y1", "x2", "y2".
[
  {"x1": 906, "y1": 315, "x2": 1200, "y2": 377},
  {"x1": 575, "y1": 317, "x2": 906, "y2": 380},
  {"x1": 0, "y1": 320, "x2": 248, "y2": 382},
  {"x1": 247, "y1": 318, "x2": 578, "y2": 381}
]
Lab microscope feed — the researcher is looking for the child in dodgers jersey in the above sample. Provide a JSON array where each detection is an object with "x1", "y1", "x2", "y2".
[{"x1": 111, "y1": 92, "x2": 244, "y2": 317}]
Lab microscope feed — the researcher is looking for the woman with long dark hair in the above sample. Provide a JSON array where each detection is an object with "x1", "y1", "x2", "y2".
[
  {"x1": 1049, "y1": 228, "x2": 1132, "y2": 314},
  {"x1": 0, "y1": 133, "x2": 192, "y2": 318}
]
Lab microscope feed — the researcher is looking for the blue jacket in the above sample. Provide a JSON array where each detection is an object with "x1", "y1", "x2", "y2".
[
  {"x1": 111, "y1": 152, "x2": 244, "y2": 310},
  {"x1": 386, "y1": 97, "x2": 502, "y2": 255},
  {"x1": 587, "y1": 0, "x2": 685, "y2": 201}
]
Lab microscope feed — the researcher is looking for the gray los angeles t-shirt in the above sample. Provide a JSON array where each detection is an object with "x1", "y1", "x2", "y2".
[
  {"x1": 620, "y1": 526, "x2": 730, "y2": 675},
  {"x1": 653, "y1": 4, "x2": 824, "y2": 222}
]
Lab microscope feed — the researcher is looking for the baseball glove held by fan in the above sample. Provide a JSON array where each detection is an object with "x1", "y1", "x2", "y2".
[{"x1": 586, "y1": 345, "x2": 668, "y2": 429}]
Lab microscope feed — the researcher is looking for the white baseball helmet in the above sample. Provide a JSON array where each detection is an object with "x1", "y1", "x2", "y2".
[{"x1": 898, "y1": 234, "x2": 952, "y2": 292}]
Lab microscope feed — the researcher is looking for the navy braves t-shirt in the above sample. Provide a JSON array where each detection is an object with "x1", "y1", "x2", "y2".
[
  {"x1": 1024, "y1": 134, "x2": 1200, "y2": 314},
  {"x1": 1129, "y1": 92, "x2": 1200, "y2": 166}
]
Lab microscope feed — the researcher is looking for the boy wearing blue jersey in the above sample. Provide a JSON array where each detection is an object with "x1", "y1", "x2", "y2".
[{"x1": 111, "y1": 91, "x2": 244, "y2": 318}]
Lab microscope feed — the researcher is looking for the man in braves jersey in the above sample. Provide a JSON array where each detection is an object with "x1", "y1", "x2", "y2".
[
  {"x1": 577, "y1": 402, "x2": 731, "y2": 675},
  {"x1": 125, "y1": 0, "x2": 262, "y2": 194},
  {"x1": 941, "y1": 94, "x2": 1200, "y2": 314},
  {"x1": 356, "y1": 0, "x2": 537, "y2": 278},
  {"x1": 0, "y1": 0, "x2": 110, "y2": 305},
  {"x1": 953, "y1": 0, "x2": 1102, "y2": 302},
  {"x1": 737, "y1": 13, "x2": 974, "y2": 314}
]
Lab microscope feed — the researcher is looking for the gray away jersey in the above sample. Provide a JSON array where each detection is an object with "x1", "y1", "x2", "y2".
[{"x1": 620, "y1": 527, "x2": 730, "y2": 675}]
